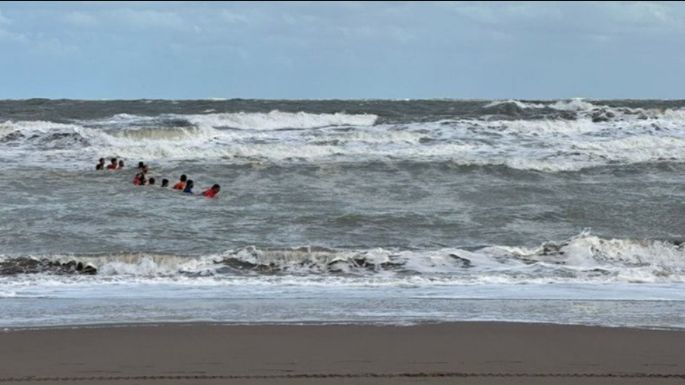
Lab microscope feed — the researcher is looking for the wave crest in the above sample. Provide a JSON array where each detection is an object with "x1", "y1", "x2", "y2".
[
  {"x1": 185, "y1": 111, "x2": 378, "y2": 130},
  {"x1": 2, "y1": 103, "x2": 685, "y2": 172},
  {"x1": 2, "y1": 234, "x2": 683, "y2": 283}
]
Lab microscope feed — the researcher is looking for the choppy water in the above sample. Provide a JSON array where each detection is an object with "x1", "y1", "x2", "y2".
[{"x1": 1, "y1": 98, "x2": 684, "y2": 329}]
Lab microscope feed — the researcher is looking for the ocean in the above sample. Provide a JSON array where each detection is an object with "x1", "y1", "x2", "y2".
[{"x1": 1, "y1": 98, "x2": 684, "y2": 329}]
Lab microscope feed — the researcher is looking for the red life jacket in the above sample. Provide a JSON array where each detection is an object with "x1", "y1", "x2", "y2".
[
  {"x1": 173, "y1": 182, "x2": 185, "y2": 190},
  {"x1": 107, "y1": 164, "x2": 117, "y2": 170},
  {"x1": 202, "y1": 189, "x2": 218, "y2": 198}
]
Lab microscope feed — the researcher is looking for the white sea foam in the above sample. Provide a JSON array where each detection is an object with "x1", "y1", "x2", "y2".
[
  {"x1": 549, "y1": 98, "x2": 597, "y2": 111},
  {"x1": 2, "y1": 106, "x2": 685, "y2": 171},
  {"x1": 483, "y1": 99, "x2": 546, "y2": 109},
  {"x1": 482, "y1": 98, "x2": 596, "y2": 111},
  {"x1": 85, "y1": 111, "x2": 378, "y2": 131},
  {"x1": 185, "y1": 111, "x2": 378, "y2": 130},
  {"x1": 0, "y1": 120, "x2": 83, "y2": 136},
  {"x1": 2, "y1": 234, "x2": 683, "y2": 284}
]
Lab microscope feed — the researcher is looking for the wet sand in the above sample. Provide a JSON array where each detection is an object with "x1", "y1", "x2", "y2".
[{"x1": 0, "y1": 322, "x2": 683, "y2": 384}]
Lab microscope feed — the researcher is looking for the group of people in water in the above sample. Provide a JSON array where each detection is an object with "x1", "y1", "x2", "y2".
[
  {"x1": 96, "y1": 157, "x2": 221, "y2": 198},
  {"x1": 96, "y1": 158, "x2": 124, "y2": 170}
]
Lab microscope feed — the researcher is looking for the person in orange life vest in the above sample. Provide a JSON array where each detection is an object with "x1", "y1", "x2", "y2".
[
  {"x1": 106, "y1": 158, "x2": 118, "y2": 170},
  {"x1": 173, "y1": 174, "x2": 187, "y2": 190},
  {"x1": 96, "y1": 158, "x2": 105, "y2": 170},
  {"x1": 132, "y1": 172, "x2": 146, "y2": 185},
  {"x1": 202, "y1": 184, "x2": 221, "y2": 198}
]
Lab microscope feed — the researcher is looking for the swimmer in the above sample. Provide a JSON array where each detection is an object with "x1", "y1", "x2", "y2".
[
  {"x1": 95, "y1": 158, "x2": 105, "y2": 170},
  {"x1": 106, "y1": 158, "x2": 118, "y2": 170},
  {"x1": 202, "y1": 184, "x2": 221, "y2": 198},
  {"x1": 173, "y1": 175, "x2": 187, "y2": 190},
  {"x1": 161, "y1": 179, "x2": 169, "y2": 188},
  {"x1": 183, "y1": 180, "x2": 194, "y2": 194},
  {"x1": 132, "y1": 172, "x2": 146, "y2": 186},
  {"x1": 148, "y1": 177, "x2": 156, "y2": 185},
  {"x1": 137, "y1": 162, "x2": 145, "y2": 170},
  {"x1": 118, "y1": 160, "x2": 125, "y2": 169}
]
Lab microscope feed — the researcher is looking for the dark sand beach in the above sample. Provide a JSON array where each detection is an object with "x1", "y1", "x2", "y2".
[{"x1": 0, "y1": 322, "x2": 683, "y2": 384}]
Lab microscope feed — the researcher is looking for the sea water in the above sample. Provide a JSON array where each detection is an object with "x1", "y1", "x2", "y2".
[{"x1": 1, "y1": 98, "x2": 684, "y2": 328}]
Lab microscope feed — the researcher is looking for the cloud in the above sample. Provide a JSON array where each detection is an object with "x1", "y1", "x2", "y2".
[
  {"x1": 63, "y1": 11, "x2": 99, "y2": 27},
  {"x1": 109, "y1": 8, "x2": 188, "y2": 30},
  {"x1": 0, "y1": 9, "x2": 77, "y2": 55},
  {"x1": 446, "y1": 2, "x2": 685, "y2": 35},
  {"x1": 218, "y1": 9, "x2": 249, "y2": 24},
  {"x1": 0, "y1": 10, "x2": 28, "y2": 44},
  {"x1": 31, "y1": 35, "x2": 79, "y2": 56},
  {"x1": 0, "y1": 28, "x2": 28, "y2": 44},
  {"x1": 0, "y1": 9, "x2": 10, "y2": 25}
]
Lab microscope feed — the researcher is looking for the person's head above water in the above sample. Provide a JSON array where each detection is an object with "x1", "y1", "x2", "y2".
[
  {"x1": 173, "y1": 175, "x2": 187, "y2": 190},
  {"x1": 118, "y1": 160, "x2": 124, "y2": 168},
  {"x1": 138, "y1": 161, "x2": 145, "y2": 169},
  {"x1": 106, "y1": 157, "x2": 118, "y2": 169},
  {"x1": 212, "y1": 184, "x2": 220, "y2": 192},
  {"x1": 183, "y1": 180, "x2": 194, "y2": 193},
  {"x1": 133, "y1": 172, "x2": 146, "y2": 185},
  {"x1": 161, "y1": 179, "x2": 169, "y2": 188},
  {"x1": 98, "y1": 158, "x2": 105, "y2": 164},
  {"x1": 148, "y1": 177, "x2": 155, "y2": 185}
]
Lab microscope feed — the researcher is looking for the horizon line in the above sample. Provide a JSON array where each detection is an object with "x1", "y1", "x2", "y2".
[{"x1": 2, "y1": 97, "x2": 685, "y2": 102}]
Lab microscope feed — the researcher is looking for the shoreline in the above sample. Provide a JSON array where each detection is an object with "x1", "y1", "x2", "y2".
[
  {"x1": 1, "y1": 322, "x2": 683, "y2": 384},
  {"x1": 3, "y1": 319, "x2": 685, "y2": 333}
]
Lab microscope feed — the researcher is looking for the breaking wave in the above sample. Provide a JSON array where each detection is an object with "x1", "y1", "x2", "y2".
[
  {"x1": 1, "y1": 234, "x2": 683, "y2": 284},
  {"x1": 87, "y1": 111, "x2": 378, "y2": 131},
  {"x1": 1, "y1": 102, "x2": 685, "y2": 171}
]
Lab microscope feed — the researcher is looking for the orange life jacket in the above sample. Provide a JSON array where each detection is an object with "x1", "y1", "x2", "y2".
[{"x1": 202, "y1": 189, "x2": 218, "y2": 198}]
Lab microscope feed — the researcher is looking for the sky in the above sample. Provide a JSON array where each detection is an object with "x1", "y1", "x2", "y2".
[{"x1": 0, "y1": 1, "x2": 684, "y2": 100}]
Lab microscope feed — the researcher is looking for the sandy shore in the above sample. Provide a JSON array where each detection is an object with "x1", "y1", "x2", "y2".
[{"x1": 0, "y1": 322, "x2": 683, "y2": 384}]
